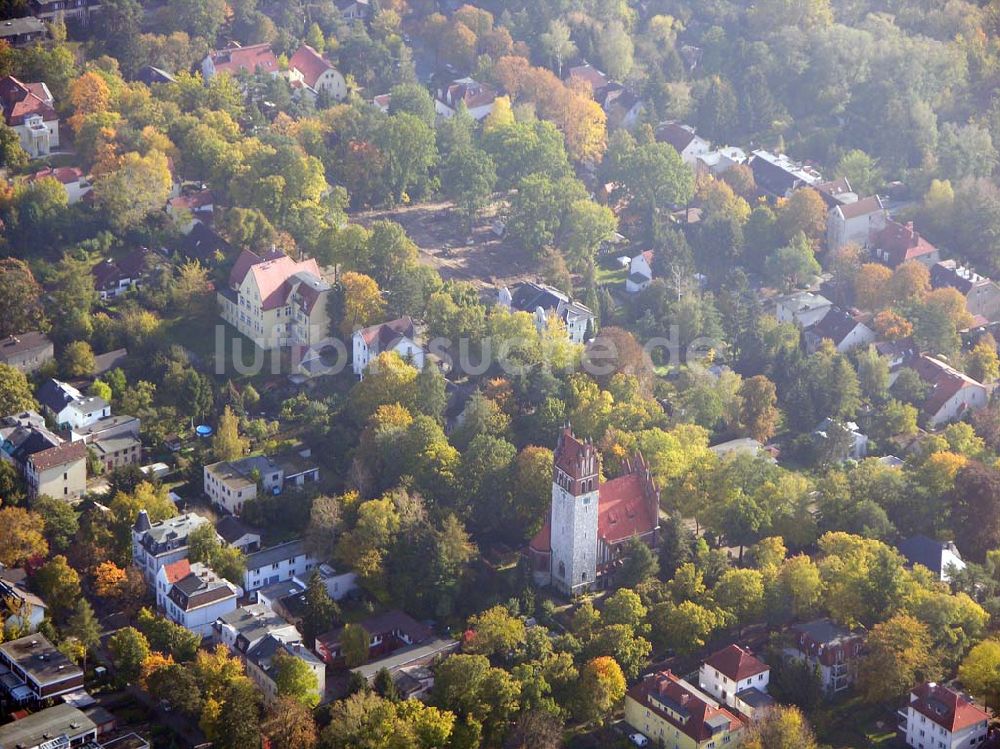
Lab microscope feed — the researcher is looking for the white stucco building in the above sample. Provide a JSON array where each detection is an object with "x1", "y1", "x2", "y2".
[
  {"x1": 160, "y1": 560, "x2": 241, "y2": 638},
  {"x1": 900, "y1": 682, "x2": 988, "y2": 749},
  {"x1": 244, "y1": 540, "x2": 319, "y2": 593},
  {"x1": 826, "y1": 195, "x2": 886, "y2": 252},
  {"x1": 288, "y1": 44, "x2": 347, "y2": 102},
  {"x1": 0, "y1": 76, "x2": 59, "y2": 158},
  {"x1": 352, "y1": 317, "x2": 426, "y2": 378},
  {"x1": 132, "y1": 511, "x2": 212, "y2": 584},
  {"x1": 625, "y1": 251, "x2": 654, "y2": 294},
  {"x1": 699, "y1": 644, "x2": 773, "y2": 718}
]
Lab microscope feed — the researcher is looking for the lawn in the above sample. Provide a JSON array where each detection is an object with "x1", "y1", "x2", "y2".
[
  {"x1": 812, "y1": 696, "x2": 904, "y2": 748},
  {"x1": 595, "y1": 261, "x2": 628, "y2": 288}
]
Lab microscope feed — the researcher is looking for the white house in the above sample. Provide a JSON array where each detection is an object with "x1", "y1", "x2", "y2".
[
  {"x1": 161, "y1": 561, "x2": 241, "y2": 638},
  {"x1": 699, "y1": 644, "x2": 773, "y2": 719},
  {"x1": 826, "y1": 195, "x2": 886, "y2": 253},
  {"x1": 36, "y1": 379, "x2": 110, "y2": 431},
  {"x1": 898, "y1": 536, "x2": 966, "y2": 582},
  {"x1": 26, "y1": 166, "x2": 90, "y2": 204},
  {"x1": 775, "y1": 291, "x2": 833, "y2": 329},
  {"x1": 246, "y1": 634, "x2": 326, "y2": 705},
  {"x1": 625, "y1": 251, "x2": 654, "y2": 294},
  {"x1": 804, "y1": 307, "x2": 876, "y2": 353},
  {"x1": 201, "y1": 43, "x2": 279, "y2": 80},
  {"x1": 288, "y1": 45, "x2": 347, "y2": 102},
  {"x1": 900, "y1": 682, "x2": 988, "y2": 749},
  {"x1": 498, "y1": 282, "x2": 595, "y2": 344},
  {"x1": 166, "y1": 190, "x2": 215, "y2": 234},
  {"x1": 814, "y1": 418, "x2": 869, "y2": 461},
  {"x1": 0, "y1": 76, "x2": 59, "y2": 158},
  {"x1": 244, "y1": 540, "x2": 319, "y2": 593},
  {"x1": 696, "y1": 146, "x2": 748, "y2": 176},
  {"x1": 204, "y1": 452, "x2": 320, "y2": 516},
  {"x1": 655, "y1": 121, "x2": 712, "y2": 166},
  {"x1": 132, "y1": 511, "x2": 212, "y2": 584},
  {"x1": 213, "y1": 602, "x2": 299, "y2": 656},
  {"x1": 436, "y1": 78, "x2": 497, "y2": 121},
  {"x1": 909, "y1": 355, "x2": 991, "y2": 428},
  {"x1": 784, "y1": 618, "x2": 865, "y2": 694},
  {"x1": 334, "y1": 0, "x2": 370, "y2": 21},
  {"x1": 293, "y1": 562, "x2": 358, "y2": 601},
  {"x1": 352, "y1": 317, "x2": 426, "y2": 378},
  {"x1": 0, "y1": 567, "x2": 47, "y2": 632}
]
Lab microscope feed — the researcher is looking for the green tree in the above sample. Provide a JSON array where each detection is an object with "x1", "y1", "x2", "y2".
[
  {"x1": 575, "y1": 656, "x2": 625, "y2": 724},
  {"x1": 764, "y1": 233, "x2": 821, "y2": 292},
  {"x1": 33, "y1": 554, "x2": 79, "y2": 619},
  {"x1": 834, "y1": 149, "x2": 881, "y2": 196},
  {"x1": 617, "y1": 536, "x2": 660, "y2": 588},
  {"x1": 376, "y1": 113, "x2": 437, "y2": 204},
  {"x1": 714, "y1": 568, "x2": 765, "y2": 631},
  {"x1": 262, "y1": 696, "x2": 318, "y2": 749},
  {"x1": 0, "y1": 363, "x2": 38, "y2": 415},
  {"x1": 34, "y1": 495, "x2": 79, "y2": 553},
  {"x1": 67, "y1": 598, "x2": 100, "y2": 672},
  {"x1": 273, "y1": 650, "x2": 320, "y2": 708},
  {"x1": 214, "y1": 678, "x2": 262, "y2": 749},
  {"x1": 442, "y1": 147, "x2": 496, "y2": 231},
  {"x1": 0, "y1": 259, "x2": 45, "y2": 336},
  {"x1": 109, "y1": 627, "x2": 151, "y2": 683},
  {"x1": 341, "y1": 622, "x2": 370, "y2": 668},
  {"x1": 858, "y1": 614, "x2": 936, "y2": 703},
  {"x1": 212, "y1": 405, "x2": 248, "y2": 461},
  {"x1": 465, "y1": 605, "x2": 526, "y2": 657},
  {"x1": 743, "y1": 705, "x2": 819, "y2": 749},
  {"x1": 302, "y1": 569, "x2": 339, "y2": 649},
  {"x1": 959, "y1": 639, "x2": 1000, "y2": 710},
  {"x1": 561, "y1": 199, "x2": 617, "y2": 272}
]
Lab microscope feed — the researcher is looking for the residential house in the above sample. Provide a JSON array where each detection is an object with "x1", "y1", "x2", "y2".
[
  {"x1": 135, "y1": 66, "x2": 177, "y2": 86},
  {"x1": 244, "y1": 539, "x2": 319, "y2": 593},
  {"x1": 161, "y1": 561, "x2": 241, "y2": 638},
  {"x1": 27, "y1": 165, "x2": 91, "y2": 203},
  {"x1": 775, "y1": 291, "x2": 833, "y2": 329},
  {"x1": 0, "y1": 703, "x2": 97, "y2": 747},
  {"x1": 930, "y1": 260, "x2": 1000, "y2": 323},
  {"x1": 498, "y1": 282, "x2": 595, "y2": 344},
  {"x1": 37, "y1": 378, "x2": 110, "y2": 430},
  {"x1": 814, "y1": 177, "x2": 857, "y2": 207},
  {"x1": 0, "y1": 411, "x2": 86, "y2": 500},
  {"x1": 215, "y1": 516, "x2": 262, "y2": 554},
  {"x1": 567, "y1": 64, "x2": 610, "y2": 97},
  {"x1": 908, "y1": 354, "x2": 991, "y2": 428},
  {"x1": 898, "y1": 535, "x2": 966, "y2": 583},
  {"x1": 814, "y1": 418, "x2": 869, "y2": 461},
  {"x1": 0, "y1": 566, "x2": 47, "y2": 631},
  {"x1": 131, "y1": 511, "x2": 212, "y2": 584},
  {"x1": 213, "y1": 602, "x2": 299, "y2": 656},
  {"x1": 201, "y1": 43, "x2": 279, "y2": 80},
  {"x1": 372, "y1": 93, "x2": 391, "y2": 112},
  {"x1": 246, "y1": 635, "x2": 326, "y2": 705},
  {"x1": 699, "y1": 644, "x2": 774, "y2": 718},
  {"x1": 869, "y1": 220, "x2": 941, "y2": 269},
  {"x1": 166, "y1": 190, "x2": 215, "y2": 234},
  {"x1": 292, "y1": 562, "x2": 357, "y2": 601},
  {"x1": 695, "y1": 145, "x2": 748, "y2": 176},
  {"x1": 334, "y1": 0, "x2": 370, "y2": 21},
  {"x1": 0, "y1": 75, "x2": 59, "y2": 157},
  {"x1": 352, "y1": 316, "x2": 426, "y2": 378},
  {"x1": 899, "y1": 682, "x2": 988, "y2": 749},
  {"x1": 177, "y1": 222, "x2": 232, "y2": 264},
  {"x1": 204, "y1": 452, "x2": 320, "y2": 516},
  {"x1": 315, "y1": 610, "x2": 433, "y2": 667},
  {"x1": 255, "y1": 580, "x2": 307, "y2": 622},
  {"x1": 288, "y1": 44, "x2": 347, "y2": 102},
  {"x1": 435, "y1": 77, "x2": 497, "y2": 121},
  {"x1": 218, "y1": 248, "x2": 332, "y2": 351},
  {"x1": 155, "y1": 558, "x2": 190, "y2": 610},
  {"x1": 804, "y1": 307, "x2": 876, "y2": 353},
  {"x1": 27, "y1": 0, "x2": 101, "y2": 22},
  {"x1": 69, "y1": 413, "x2": 139, "y2": 445},
  {"x1": 625, "y1": 251, "x2": 654, "y2": 294},
  {"x1": 91, "y1": 247, "x2": 154, "y2": 300},
  {"x1": 876, "y1": 338, "x2": 918, "y2": 385},
  {"x1": 25, "y1": 440, "x2": 87, "y2": 500},
  {"x1": 748, "y1": 150, "x2": 822, "y2": 197},
  {"x1": 0, "y1": 634, "x2": 84, "y2": 703},
  {"x1": 827, "y1": 195, "x2": 886, "y2": 253},
  {"x1": 0, "y1": 331, "x2": 53, "y2": 374},
  {"x1": 92, "y1": 347, "x2": 128, "y2": 377},
  {"x1": 784, "y1": 618, "x2": 865, "y2": 694},
  {"x1": 656, "y1": 122, "x2": 712, "y2": 167},
  {"x1": 351, "y1": 638, "x2": 460, "y2": 698},
  {"x1": 0, "y1": 16, "x2": 46, "y2": 46},
  {"x1": 624, "y1": 670, "x2": 746, "y2": 749},
  {"x1": 602, "y1": 88, "x2": 645, "y2": 131}
]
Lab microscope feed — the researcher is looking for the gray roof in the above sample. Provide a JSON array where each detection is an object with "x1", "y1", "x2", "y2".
[
  {"x1": 735, "y1": 686, "x2": 775, "y2": 709},
  {"x1": 0, "y1": 703, "x2": 95, "y2": 748},
  {"x1": 135, "y1": 513, "x2": 209, "y2": 554},
  {"x1": 94, "y1": 434, "x2": 141, "y2": 455},
  {"x1": 790, "y1": 618, "x2": 855, "y2": 646},
  {"x1": 217, "y1": 603, "x2": 293, "y2": 648},
  {"x1": 0, "y1": 634, "x2": 83, "y2": 686},
  {"x1": 246, "y1": 539, "x2": 307, "y2": 571},
  {"x1": 36, "y1": 379, "x2": 83, "y2": 416},
  {"x1": 66, "y1": 395, "x2": 109, "y2": 415},
  {"x1": 0, "y1": 331, "x2": 51, "y2": 358},
  {"x1": 351, "y1": 638, "x2": 460, "y2": 681},
  {"x1": 215, "y1": 515, "x2": 260, "y2": 545},
  {"x1": 0, "y1": 16, "x2": 45, "y2": 37},
  {"x1": 898, "y1": 535, "x2": 962, "y2": 575}
]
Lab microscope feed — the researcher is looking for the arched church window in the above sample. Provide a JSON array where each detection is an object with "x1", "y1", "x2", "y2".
[
  {"x1": 582, "y1": 572, "x2": 587, "y2": 582},
  {"x1": 558, "y1": 561, "x2": 566, "y2": 579}
]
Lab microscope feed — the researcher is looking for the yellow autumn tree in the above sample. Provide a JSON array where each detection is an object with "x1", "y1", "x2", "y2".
[
  {"x1": 339, "y1": 272, "x2": 385, "y2": 336},
  {"x1": 92, "y1": 560, "x2": 128, "y2": 599},
  {"x1": 68, "y1": 72, "x2": 112, "y2": 133}
]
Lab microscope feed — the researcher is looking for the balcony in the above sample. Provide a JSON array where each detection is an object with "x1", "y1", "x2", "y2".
[{"x1": 897, "y1": 709, "x2": 908, "y2": 731}]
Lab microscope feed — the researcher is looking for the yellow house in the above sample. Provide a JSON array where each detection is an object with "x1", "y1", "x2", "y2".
[
  {"x1": 624, "y1": 671, "x2": 746, "y2": 749},
  {"x1": 218, "y1": 249, "x2": 332, "y2": 351}
]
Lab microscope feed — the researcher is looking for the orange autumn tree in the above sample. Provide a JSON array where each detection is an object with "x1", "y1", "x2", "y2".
[
  {"x1": 873, "y1": 310, "x2": 913, "y2": 340},
  {"x1": 68, "y1": 72, "x2": 113, "y2": 133},
  {"x1": 93, "y1": 560, "x2": 128, "y2": 599}
]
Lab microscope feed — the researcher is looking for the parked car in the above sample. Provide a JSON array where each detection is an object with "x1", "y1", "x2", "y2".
[{"x1": 629, "y1": 733, "x2": 649, "y2": 747}]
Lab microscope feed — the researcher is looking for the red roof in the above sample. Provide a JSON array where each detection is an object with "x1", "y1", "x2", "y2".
[
  {"x1": 910, "y1": 682, "x2": 988, "y2": 733},
  {"x1": 357, "y1": 316, "x2": 416, "y2": 347},
  {"x1": 228, "y1": 249, "x2": 325, "y2": 311},
  {"x1": 568, "y1": 64, "x2": 609, "y2": 93},
  {"x1": 289, "y1": 45, "x2": 333, "y2": 89},
  {"x1": 554, "y1": 427, "x2": 598, "y2": 481},
  {"x1": 28, "y1": 166, "x2": 84, "y2": 185},
  {"x1": 162, "y1": 559, "x2": 191, "y2": 584},
  {"x1": 168, "y1": 190, "x2": 214, "y2": 212},
  {"x1": 0, "y1": 76, "x2": 56, "y2": 126},
  {"x1": 27, "y1": 440, "x2": 87, "y2": 472},
  {"x1": 909, "y1": 354, "x2": 985, "y2": 421},
  {"x1": 871, "y1": 220, "x2": 938, "y2": 267},
  {"x1": 598, "y1": 473, "x2": 656, "y2": 544},
  {"x1": 632, "y1": 671, "x2": 744, "y2": 742},
  {"x1": 208, "y1": 44, "x2": 278, "y2": 76},
  {"x1": 704, "y1": 645, "x2": 768, "y2": 682}
]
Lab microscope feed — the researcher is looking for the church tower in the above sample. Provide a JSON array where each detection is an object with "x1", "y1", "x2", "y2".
[{"x1": 549, "y1": 426, "x2": 600, "y2": 596}]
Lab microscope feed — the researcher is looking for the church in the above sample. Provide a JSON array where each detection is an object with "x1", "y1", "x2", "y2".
[{"x1": 529, "y1": 427, "x2": 661, "y2": 596}]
